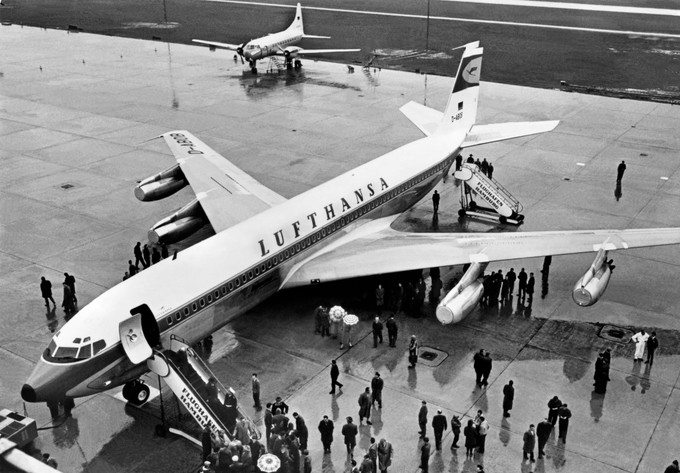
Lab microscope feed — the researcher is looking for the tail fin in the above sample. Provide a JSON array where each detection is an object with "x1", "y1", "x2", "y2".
[
  {"x1": 434, "y1": 41, "x2": 483, "y2": 136},
  {"x1": 288, "y1": 3, "x2": 304, "y2": 32}
]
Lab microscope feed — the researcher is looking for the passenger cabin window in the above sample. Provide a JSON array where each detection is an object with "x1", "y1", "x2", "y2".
[{"x1": 166, "y1": 316, "x2": 173, "y2": 325}]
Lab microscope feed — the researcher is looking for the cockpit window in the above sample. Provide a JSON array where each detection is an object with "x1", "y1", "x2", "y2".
[
  {"x1": 73, "y1": 338, "x2": 81, "y2": 344},
  {"x1": 93, "y1": 339, "x2": 106, "y2": 355},
  {"x1": 43, "y1": 338, "x2": 107, "y2": 363}
]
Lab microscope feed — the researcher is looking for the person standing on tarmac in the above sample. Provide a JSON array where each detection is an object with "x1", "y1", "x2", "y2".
[
  {"x1": 548, "y1": 395, "x2": 562, "y2": 426},
  {"x1": 40, "y1": 277, "x2": 56, "y2": 308},
  {"x1": 557, "y1": 403, "x2": 572, "y2": 443}
]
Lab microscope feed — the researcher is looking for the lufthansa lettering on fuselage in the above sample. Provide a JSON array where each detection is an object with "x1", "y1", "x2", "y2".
[
  {"x1": 258, "y1": 178, "x2": 390, "y2": 257},
  {"x1": 170, "y1": 132, "x2": 205, "y2": 155}
]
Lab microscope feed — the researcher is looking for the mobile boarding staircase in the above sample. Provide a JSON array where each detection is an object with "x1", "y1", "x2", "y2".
[
  {"x1": 118, "y1": 306, "x2": 259, "y2": 443},
  {"x1": 453, "y1": 162, "x2": 524, "y2": 225}
]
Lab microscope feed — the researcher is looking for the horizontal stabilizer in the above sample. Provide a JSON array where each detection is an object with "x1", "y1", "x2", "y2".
[
  {"x1": 302, "y1": 34, "x2": 331, "y2": 39},
  {"x1": 192, "y1": 39, "x2": 240, "y2": 51},
  {"x1": 399, "y1": 101, "x2": 443, "y2": 136},
  {"x1": 461, "y1": 120, "x2": 560, "y2": 147}
]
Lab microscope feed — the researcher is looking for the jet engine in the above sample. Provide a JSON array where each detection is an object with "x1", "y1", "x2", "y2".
[
  {"x1": 436, "y1": 262, "x2": 488, "y2": 324},
  {"x1": 148, "y1": 199, "x2": 208, "y2": 245},
  {"x1": 135, "y1": 164, "x2": 187, "y2": 202},
  {"x1": 572, "y1": 248, "x2": 614, "y2": 307}
]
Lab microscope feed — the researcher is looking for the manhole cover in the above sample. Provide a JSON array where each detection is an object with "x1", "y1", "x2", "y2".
[
  {"x1": 415, "y1": 346, "x2": 448, "y2": 367},
  {"x1": 598, "y1": 325, "x2": 634, "y2": 344}
]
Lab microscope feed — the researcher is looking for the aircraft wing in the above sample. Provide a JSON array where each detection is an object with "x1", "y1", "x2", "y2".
[
  {"x1": 161, "y1": 131, "x2": 286, "y2": 233},
  {"x1": 282, "y1": 218, "x2": 680, "y2": 286},
  {"x1": 281, "y1": 48, "x2": 361, "y2": 56},
  {"x1": 192, "y1": 39, "x2": 241, "y2": 51}
]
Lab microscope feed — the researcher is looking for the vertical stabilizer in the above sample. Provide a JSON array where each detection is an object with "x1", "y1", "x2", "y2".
[
  {"x1": 435, "y1": 42, "x2": 483, "y2": 136},
  {"x1": 288, "y1": 3, "x2": 304, "y2": 33}
]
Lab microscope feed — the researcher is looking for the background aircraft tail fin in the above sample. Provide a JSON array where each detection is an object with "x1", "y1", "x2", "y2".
[
  {"x1": 288, "y1": 3, "x2": 304, "y2": 32},
  {"x1": 435, "y1": 41, "x2": 483, "y2": 136}
]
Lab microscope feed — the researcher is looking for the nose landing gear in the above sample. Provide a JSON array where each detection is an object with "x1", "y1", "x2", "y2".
[{"x1": 122, "y1": 379, "x2": 150, "y2": 406}]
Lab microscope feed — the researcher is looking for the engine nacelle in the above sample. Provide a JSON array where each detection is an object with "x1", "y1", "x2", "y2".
[
  {"x1": 436, "y1": 280, "x2": 484, "y2": 325},
  {"x1": 435, "y1": 261, "x2": 488, "y2": 324},
  {"x1": 148, "y1": 199, "x2": 207, "y2": 244},
  {"x1": 283, "y1": 46, "x2": 302, "y2": 58},
  {"x1": 135, "y1": 164, "x2": 187, "y2": 201},
  {"x1": 572, "y1": 248, "x2": 613, "y2": 306}
]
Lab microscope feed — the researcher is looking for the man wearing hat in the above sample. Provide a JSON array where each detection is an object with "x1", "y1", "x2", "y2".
[
  {"x1": 318, "y1": 415, "x2": 334, "y2": 453},
  {"x1": 371, "y1": 372, "x2": 384, "y2": 409},
  {"x1": 432, "y1": 409, "x2": 447, "y2": 450}
]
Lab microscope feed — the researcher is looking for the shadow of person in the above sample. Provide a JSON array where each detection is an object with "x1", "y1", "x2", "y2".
[
  {"x1": 331, "y1": 392, "x2": 341, "y2": 422},
  {"x1": 46, "y1": 306, "x2": 58, "y2": 333},
  {"x1": 625, "y1": 360, "x2": 642, "y2": 391},
  {"x1": 589, "y1": 390, "x2": 604, "y2": 423},
  {"x1": 499, "y1": 417, "x2": 511, "y2": 446},
  {"x1": 541, "y1": 273, "x2": 549, "y2": 299},
  {"x1": 640, "y1": 363, "x2": 652, "y2": 394},
  {"x1": 615, "y1": 182, "x2": 622, "y2": 201}
]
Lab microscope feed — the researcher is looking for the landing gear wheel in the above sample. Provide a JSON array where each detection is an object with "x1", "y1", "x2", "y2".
[
  {"x1": 499, "y1": 216, "x2": 507, "y2": 224},
  {"x1": 251, "y1": 67, "x2": 258, "y2": 75},
  {"x1": 286, "y1": 61, "x2": 293, "y2": 69},
  {"x1": 294, "y1": 59, "x2": 302, "y2": 69},
  {"x1": 123, "y1": 380, "x2": 150, "y2": 406},
  {"x1": 458, "y1": 209, "x2": 466, "y2": 218}
]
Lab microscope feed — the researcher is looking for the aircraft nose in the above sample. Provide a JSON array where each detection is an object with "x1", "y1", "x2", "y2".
[{"x1": 21, "y1": 384, "x2": 37, "y2": 402}]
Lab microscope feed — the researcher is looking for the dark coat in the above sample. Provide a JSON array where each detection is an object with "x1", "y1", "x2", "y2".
[
  {"x1": 318, "y1": 419, "x2": 334, "y2": 443},
  {"x1": 464, "y1": 426, "x2": 477, "y2": 447},
  {"x1": 536, "y1": 421, "x2": 552, "y2": 441},
  {"x1": 503, "y1": 383, "x2": 514, "y2": 410},
  {"x1": 432, "y1": 414, "x2": 447, "y2": 435},
  {"x1": 40, "y1": 279, "x2": 52, "y2": 297},
  {"x1": 331, "y1": 363, "x2": 340, "y2": 381},
  {"x1": 386, "y1": 318, "x2": 398, "y2": 334},
  {"x1": 358, "y1": 392, "x2": 371, "y2": 418},
  {"x1": 342, "y1": 422, "x2": 358, "y2": 445},
  {"x1": 371, "y1": 376, "x2": 384, "y2": 393},
  {"x1": 418, "y1": 405, "x2": 428, "y2": 424},
  {"x1": 523, "y1": 430, "x2": 536, "y2": 451},
  {"x1": 450, "y1": 417, "x2": 461, "y2": 433}
]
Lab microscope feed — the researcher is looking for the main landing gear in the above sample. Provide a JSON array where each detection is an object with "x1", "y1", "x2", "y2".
[
  {"x1": 122, "y1": 379, "x2": 150, "y2": 406},
  {"x1": 286, "y1": 59, "x2": 302, "y2": 70},
  {"x1": 249, "y1": 60, "x2": 258, "y2": 75}
]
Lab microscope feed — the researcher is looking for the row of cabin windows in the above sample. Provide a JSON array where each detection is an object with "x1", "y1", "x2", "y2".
[{"x1": 162, "y1": 161, "x2": 452, "y2": 329}]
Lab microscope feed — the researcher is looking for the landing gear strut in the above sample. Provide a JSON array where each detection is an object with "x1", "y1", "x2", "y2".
[
  {"x1": 122, "y1": 379, "x2": 150, "y2": 406},
  {"x1": 249, "y1": 60, "x2": 258, "y2": 75},
  {"x1": 294, "y1": 59, "x2": 302, "y2": 69}
]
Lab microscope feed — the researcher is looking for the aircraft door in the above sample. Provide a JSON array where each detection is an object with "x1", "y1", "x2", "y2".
[{"x1": 119, "y1": 304, "x2": 161, "y2": 365}]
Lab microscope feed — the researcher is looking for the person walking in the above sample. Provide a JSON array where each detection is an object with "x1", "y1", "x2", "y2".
[
  {"x1": 632, "y1": 330, "x2": 649, "y2": 362},
  {"x1": 386, "y1": 316, "x2": 398, "y2": 347},
  {"x1": 375, "y1": 284, "x2": 385, "y2": 312},
  {"x1": 548, "y1": 395, "x2": 562, "y2": 427},
  {"x1": 523, "y1": 424, "x2": 536, "y2": 463},
  {"x1": 408, "y1": 335, "x2": 419, "y2": 368},
  {"x1": 617, "y1": 160, "x2": 626, "y2": 183},
  {"x1": 557, "y1": 403, "x2": 572, "y2": 443},
  {"x1": 480, "y1": 351, "x2": 492, "y2": 387},
  {"x1": 450, "y1": 415, "x2": 461, "y2": 449},
  {"x1": 371, "y1": 372, "x2": 384, "y2": 409},
  {"x1": 358, "y1": 387, "x2": 372, "y2": 425},
  {"x1": 293, "y1": 412, "x2": 309, "y2": 450},
  {"x1": 507, "y1": 268, "x2": 517, "y2": 297},
  {"x1": 251, "y1": 373, "x2": 261, "y2": 410},
  {"x1": 377, "y1": 438, "x2": 393, "y2": 473},
  {"x1": 464, "y1": 419, "x2": 478, "y2": 459},
  {"x1": 476, "y1": 416, "x2": 489, "y2": 454},
  {"x1": 432, "y1": 190, "x2": 440, "y2": 215},
  {"x1": 473, "y1": 349, "x2": 484, "y2": 387},
  {"x1": 372, "y1": 317, "x2": 383, "y2": 347},
  {"x1": 420, "y1": 437, "x2": 431, "y2": 473},
  {"x1": 128, "y1": 260, "x2": 138, "y2": 276},
  {"x1": 40, "y1": 277, "x2": 56, "y2": 308},
  {"x1": 342, "y1": 417, "x2": 358, "y2": 458},
  {"x1": 330, "y1": 359, "x2": 343, "y2": 394},
  {"x1": 63, "y1": 273, "x2": 77, "y2": 303},
  {"x1": 646, "y1": 331, "x2": 659, "y2": 365},
  {"x1": 142, "y1": 244, "x2": 151, "y2": 268},
  {"x1": 481, "y1": 158, "x2": 489, "y2": 175},
  {"x1": 517, "y1": 268, "x2": 528, "y2": 299},
  {"x1": 418, "y1": 400, "x2": 428, "y2": 438},
  {"x1": 264, "y1": 403, "x2": 273, "y2": 447},
  {"x1": 151, "y1": 247, "x2": 161, "y2": 264},
  {"x1": 594, "y1": 352, "x2": 610, "y2": 393},
  {"x1": 134, "y1": 242, "x2": 145, "y2": 268},
  {"x1": 318, "y1": 415, "x2": 334, "y2": 453},
  {"x1": 536, "y1": 418, "x2": 552, "y2": 459},
  {"x1": 432, "y1": 409, "x2": 447, "y2": 451},
  {"x1": 526, "y1": 273, "x2": 535, "y2": 303},
  {"x1": 487, "y1": 162, "x2": 494, "y2": 179},
  {"x1": 503, "y1": 380, "x2": 514, "y2": 417}
]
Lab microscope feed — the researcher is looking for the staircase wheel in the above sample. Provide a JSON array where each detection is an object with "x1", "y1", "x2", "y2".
[
  {"x1": 458, "y1": 209, "x2": 466, "y2": 218},
  {"x1": 499, "y1": 216, "x2": 507, "y2": 224}
]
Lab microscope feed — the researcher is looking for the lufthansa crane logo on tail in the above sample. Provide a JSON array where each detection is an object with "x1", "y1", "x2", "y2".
[{"x1": 462, "y1": 57, "x2": 482, "y2": 86}]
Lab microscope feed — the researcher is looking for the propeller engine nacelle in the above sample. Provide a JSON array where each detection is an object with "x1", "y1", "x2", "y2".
[
  {"x1": 283, "y1": 46, "x2": 302, "y2": 59},
  {"x1": 572, "y1": 248, "x2": 614, "y2": 306},
  {"x1": 148, "y1": 199, "x2": 208, "y2": 245},
  {"x1": 436, "y1": 262, "x2": 488, "y2": 324},
  {"x1": 135, "y1": 164, "x2": 187, "y2": 202}
]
